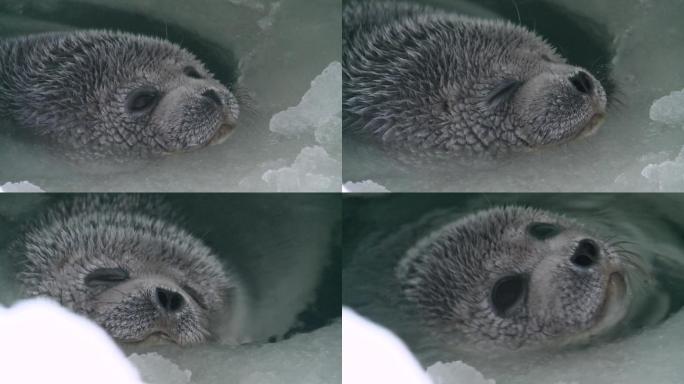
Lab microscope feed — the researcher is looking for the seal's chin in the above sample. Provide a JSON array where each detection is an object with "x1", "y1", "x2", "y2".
[
  {"x1": 160, "y1": 120, "x2": 237, "y2": 156},
  {"x1": 122, "y1": 331, "x2": 177, "y2": 346},
  {"x1": 577, "y1": 111, "x2": 606, "y2": 139},
  {"x1": 209, "y1": 121, "x2": 237, "y2": 146},
  {"x1": 591, "y1": 272, "x2": 628, "y2": 335}
]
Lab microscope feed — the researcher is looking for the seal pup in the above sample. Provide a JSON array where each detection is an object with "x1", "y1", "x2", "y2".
[
  {"x1": 14, "y1": 195, "x2": 246, "y2": 346},
  {"x1": 0, "y1": 30, "x2": 241, "y2": 158},
  {"x1": 343, "y1": 1, "x2": 607, "y2": 156},
  {"x1": 396, "y1": 206, "x2": 666, "y2": 352}
]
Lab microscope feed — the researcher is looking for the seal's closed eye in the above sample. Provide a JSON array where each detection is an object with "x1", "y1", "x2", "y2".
[
  {"x1": 527, "y1": 222, "x2": 562, "y2": 240},
  {"x1": 183, "y1": 66, "x2": 204, "y2": 79},
  {"x1": 127, "y1": 87, "x2": 161, "y2": 113},
  {"x1": 84, "y1": 267, "x2": 130, "y2": 287},
  {"x1": 487, "y1": 79, "x2": 522, "y2": 108}
]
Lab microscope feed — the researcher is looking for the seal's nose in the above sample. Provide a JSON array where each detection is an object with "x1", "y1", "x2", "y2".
[
  {"x1": 202, "y1": 89, "x2": 223, "y2": 106},
  {"x1": 569, "y1": 71, "x2": 594, "y2": 95},
  {"x1": 155, "y1": 287, "x2": 185, "y2": 313},
  {"x1": 571, "y1": 239, "x2": 600, "y2": 267}
]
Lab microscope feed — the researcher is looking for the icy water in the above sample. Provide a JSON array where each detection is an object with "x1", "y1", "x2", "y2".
[
  {"x1": 0, "y1": 0, "x2": 341, "y2": 192},
  {"x1": 343, "y1": 0, "x2": 684, "y2": 192},
  {"x1": 343, "y1": 193, "x2": 684, "y2": 383}
]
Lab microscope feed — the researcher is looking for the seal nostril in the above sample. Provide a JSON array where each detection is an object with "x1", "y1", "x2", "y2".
[
  {"x1": 202, "y1": 89, "x2": 223, "y2": 106},
  {"x1": 569, "y1": 71, "x2": 594, "y2": 95},
  {"x1": 156, "y1": 287, "x2": 184, "y2": 313},
  {"x1": 571, "y1": 239, "x2": 600, "y2": 267}
]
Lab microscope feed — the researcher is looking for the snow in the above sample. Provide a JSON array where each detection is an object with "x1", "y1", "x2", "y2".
[
  {"x1": 650, "y1": 89, "x2": 684, "y2": 126},
  {"x1": 0, "y1": 298, "x2": 143, "y2": 384},
  {"x1": 343, "y1": 307, "x2": 432, "y2": 384},
  {"x1": 262, "y1": 61, "x2": 342, "y2": 192},
  {"x1": 343, "y1": 180, "x2": 390, "y2": 193},
  {"x1": 0, "y1": 299, "x2": 341, "y2": 384},
  {"x1": 0, "y1": 181, "x2": 43, "y2": 192},
  {"x1": 129, "y1": 353, "x2": 192, "y2": 384},
  {"x1": 427, "y1": 361, "x2": 495, "y2": 384}
]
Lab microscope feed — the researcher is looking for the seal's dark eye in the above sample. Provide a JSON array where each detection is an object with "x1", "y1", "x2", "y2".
[
  {"x1": 183, "y1": 66, "x2": 203, "y2": 79},
  {"x1": 491, "y1": 274, "x2": 527, "y2": 317},
  {"x1": 127, "y1": 88, "x2": 160, "y2": 112},
  {"x1": 487, "y1": 79, "x2": 522, "y2": 108},
  {"x1": 527, "y1": 222, "x2": 562, "y2": 240},
  {"x1": 85, "y1": 268, "x2": 130, "y2": 287}
]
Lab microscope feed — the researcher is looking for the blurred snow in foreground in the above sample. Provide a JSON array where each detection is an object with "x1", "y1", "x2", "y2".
[
  {"x1": 0, "y1": 299, "x2": 143, "y2": 384},
  {"x1": 0, "y1": 298, "x2": 340, "y2": 384},
  {"x1": 342, "y1": 307, "x2": 494, "y2": 384}
]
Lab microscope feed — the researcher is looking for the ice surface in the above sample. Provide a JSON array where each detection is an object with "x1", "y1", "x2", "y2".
[
  {"x1": 460, "y1": 308, "x2": 684, "y2": 384},
  {"x1": 129, "y1": 353, "x2": 192, "y2": 384},
  {"x1": 261, "y1": 61, "x2": 342, "y2": 192},
  {"x1": 0, "y1": 181, "x2": 44, "y2": 192},
  {"x1": 348, "y1": 304, "x2": 684, "y2": 384},
  {"x1": 0, "y1": 298, "x2": 143, "y2": 384},
  {"x1": 343, "y1": 180, "x2": 390, "y2": 193},
  {"x1": 130, "y1": 321, "x2": 341, "y2": 384},
  {"x1": 650, "y1": 89, "x2": 684, "y2": 126},
  {"x1": 343, "y1": 308, "x2": 432, "y2": 384},
  {"x1": 427, "y1": 362, "x2": 495, "y2": 384}
]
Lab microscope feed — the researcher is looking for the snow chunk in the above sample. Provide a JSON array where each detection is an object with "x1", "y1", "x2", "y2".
[
  {"x1": 262, "y1": 146, "x2": 340, "y2": 192},
  {"x1": 343, "y1": 180, "x2": 390, "y2": 193},
  {"x1": 343, "y1": 307, "x2": 432, "y2": 384},
  {"x1": 262, "y1": 62, "x2": 342, "y2": 191},
  {"x1": 0, "y1": 181, "x2": 44, "y2": 192},
  {"x1": 427, "y1": 361, "x2": 495, "y2": 384},
  {"x1": 129, "y1": 353, "x2": 192, "y2": 384},
  {"x1": 0, "y1": 298, "x2": 143, "y2": 384},
  {"x1": 641, "y1": 146, "x2": 684, "y2": 190},
  {"x1": 269, "y1": 62, "x2": 342, "y2": 138},
  {"x1": 650, "y1": 89, "x2": 684, "y2": 126}
]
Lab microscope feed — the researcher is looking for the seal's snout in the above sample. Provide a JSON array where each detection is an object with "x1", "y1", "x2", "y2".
[
  {"x1": 202, "y1": 89, "x2": 224, "y2": 106},
  {"x1": 571, "y1": 238, "x2": 600, "y2": 268},
  {"x1": 155, "y1": 287, "x2": 185, "y2": 313},
  {"x1": 569, "y1": 71, "x2": 594, "y2": 95}
]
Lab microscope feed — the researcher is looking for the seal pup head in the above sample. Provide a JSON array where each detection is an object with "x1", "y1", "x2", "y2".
[
  {"x1": 15, "y1": 195, "x2": 245, "y2": 345},
  {"x1": 343, "y1": 2, "x2": 607, "y2": 154},
  {"x1": 2, "y1": 30, "x2": 240, "y2": 157},
  {"x1": 397, "y1": 206, "x2": 640, "y2": 351}
]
